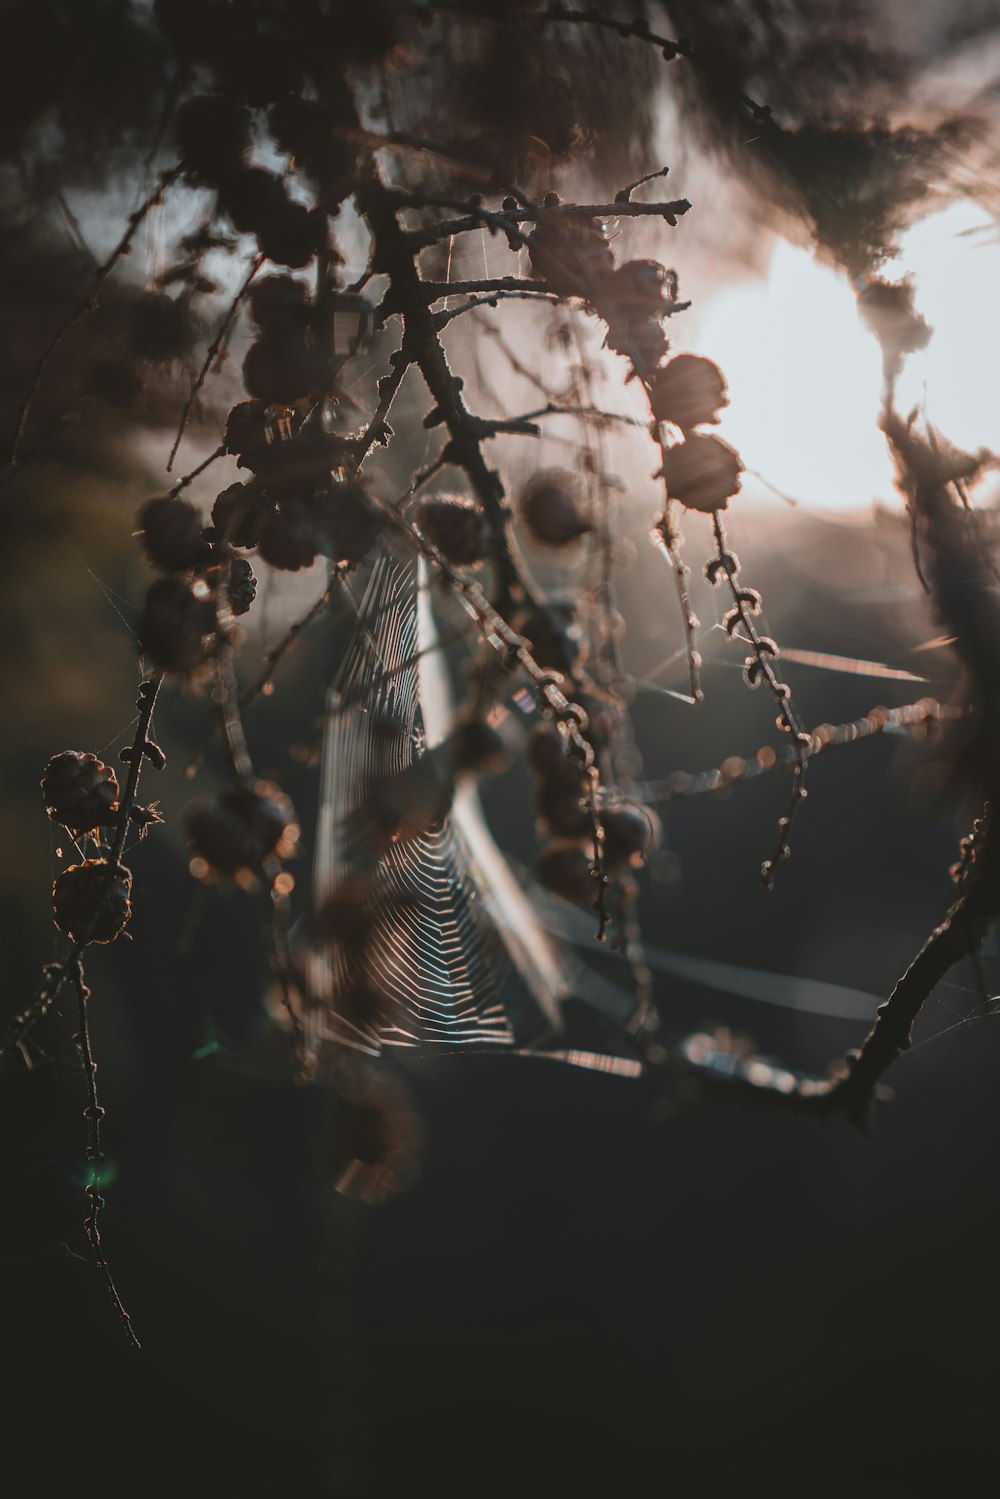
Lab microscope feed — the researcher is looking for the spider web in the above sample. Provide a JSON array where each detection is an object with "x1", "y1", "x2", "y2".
[{"x1": 304, "y1": 541, "x2": 641, "y2": 1077}]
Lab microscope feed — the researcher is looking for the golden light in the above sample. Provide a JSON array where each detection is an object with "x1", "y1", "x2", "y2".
[{"x1": 688, "y1": 200, "x2": 999, "y2": 512}]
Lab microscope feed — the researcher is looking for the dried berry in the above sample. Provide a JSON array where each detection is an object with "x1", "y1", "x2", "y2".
[
  {"x1": 536, "y1": 842, "x2": 595, "y2": 905},
  {"x1": 138, "y1": 496, "x2": 213, "y2": 573},
  {"x1": 415, "y1": 495, "x2": 489, "y2": 566},
  {"x1": 650, "y1": 354, "x2": 728, "y2": 432},
  {"x1": 52, "y1": 859, "x2": 132, "y2": 944},
  {"x1": 136, "y1": 577, "x2": 218, "y2": 673},
  {"x1": 41, "y1": 752, "x2": 119, "y2": 833},
  {"x1": 519, "y1": 470, "x2": 590, "y2": 547},
  {"x1": 659, "y1": 432, "x2": 743, "y2": 513},
  {"x1": 185, "y1": 782, "x2": 298, "y2": 877}
]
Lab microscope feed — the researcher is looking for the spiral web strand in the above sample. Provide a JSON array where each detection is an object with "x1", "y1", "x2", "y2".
[{"x1": 305, "y1": 545, "x2": 642, "y2": 1073}]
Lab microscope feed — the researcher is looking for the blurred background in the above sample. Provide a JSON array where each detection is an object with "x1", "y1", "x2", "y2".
[{"x1": 3, "y1": 3, "x2": 1000, "y2": 1496}]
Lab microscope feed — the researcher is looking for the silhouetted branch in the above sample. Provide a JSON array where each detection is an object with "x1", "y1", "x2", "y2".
[{"x1": 9, "y1": 163, "x2": 182, "y2": 470}]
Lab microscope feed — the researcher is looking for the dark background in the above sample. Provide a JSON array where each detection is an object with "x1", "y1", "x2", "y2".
[
  {"x1": 4, "y1": 501, "x2": 999, "y2": 1499},
  {"x1": 2, "y1": 1, "x2": 999, "y2": 1492}
]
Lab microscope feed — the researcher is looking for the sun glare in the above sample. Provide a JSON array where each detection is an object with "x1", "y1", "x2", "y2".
[{"x1": 688, "y1": 200, "x2": 1000, "y2": 512}]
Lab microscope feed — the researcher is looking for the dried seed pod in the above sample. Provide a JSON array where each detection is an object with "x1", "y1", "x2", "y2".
[
  {"x1": 257, "y1": 503, "x2": 318, "y2": 571},
  {"x1": 138, "y1": 496, "x2": 213, "y2": 572},
  {"x1": 220, "y1": 165, "x2": 288, "y2": 235},
  {"x1": 268, "y1": 94, "x2": 359, "y2": 195},
  {"x1": 224, "y1": 402, "x2": 270, "y2": 470},
  {"x1": 41, "y1": 752, "x2": 119, "y2": 833},
  {"x1": 608, "y1": 258, "x2": 672, "y2": 314},
  {"x1": 528, "y1": 215, "x2": 615, "y2": 297},
  {"x1": 519, "y1": 470, "x2": 591, "y2": 547},
  {"x1": 605, "y1": 314, "x2": 668, "y2": 369},
  {"x1": 248, "y1": 275, "x2": 311, "y2": 334},
  {"x1": 226, "y1": 557, "x2": 257, "y2": 616},
  {"x1": 601, "y1": 801, "x2": 662, "y2": 871},
  {"x1": 256, "y1": 202, "x2": 324, "y2": 269},
  {"x1": 314, "y1": 480, "x2": 385, "y2": 566},
  {"x1": 659, "y1": 432, "x2": 743, "y2": 513},
  {"x1": 176, "y1": 94, "x2": 251, "y2": 186},
  {"x1": 185, "y1": 782, "x2": 298, "y2": 877},
  {"x1": 136, "y1": 577, "x2": 219, "y2": 673},
  {"x1": 415, "y1": 495, "x2": 489, "y2": 566},
  {"x1": 212, "y1": 482, "x2": 264, "y2": 549},
  {"x1": 52, "y1": 859, "x2": 132, "y2": 944},
  {"x1": 243, "y1": 335, "x2": 325, "y2": 406},
  {"x1": 536, "y1": 841, "x2": 595, "y2": 905},
  {"x1": 650, "y1": 354, "x2": 728, "y2": 432}
]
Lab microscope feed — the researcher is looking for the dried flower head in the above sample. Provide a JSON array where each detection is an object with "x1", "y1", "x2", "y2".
[
  {"x1": 659, "y1": 432, "x2": 743, "y2": 513},
  {"x1": 52, "y1": 860, "x2": 132, "y2": 944},
  {"x1": 650, "y1": 354, "x2": 729, "y2": 432},
  {"x1": 415, "y1": 495, "x2": 490, "y2": 566},
  {"x1": 138, "y1": 496, "x2": 213, "y2": 573},
  {"x1": 41, "y1": 751, "x2": 120, "y2": 834},
  {"x1": 136, "y1": 577, "x2": 219, "y2": 673}
]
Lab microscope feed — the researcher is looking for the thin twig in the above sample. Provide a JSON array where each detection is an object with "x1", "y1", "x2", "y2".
[
  {"x1": 166, "y1": 254, "x2": 265, "y2": 471},
  {"x1": 71, "y1": 958, "x2": 141, "y2": 1349}
]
